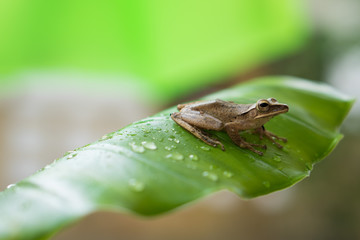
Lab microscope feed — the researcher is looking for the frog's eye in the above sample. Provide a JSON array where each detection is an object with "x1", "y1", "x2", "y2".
[
  {"x1": 269, "y1": 98, "x2": 277, "y2": 103},
  {"x1": 260, "y1": 102, "x2": 269, "y2": 107},
  {"x1": 256, "y1": 99, "x2": 270, "y2": 112}
]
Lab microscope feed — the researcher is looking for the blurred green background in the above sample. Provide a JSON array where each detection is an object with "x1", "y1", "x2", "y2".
[
  {"x1": 0, "y1": 0, "x2": 308, "y2": 100},
  {"x1": 0, "y1": 0, "x2": 359, "y2": 239}
]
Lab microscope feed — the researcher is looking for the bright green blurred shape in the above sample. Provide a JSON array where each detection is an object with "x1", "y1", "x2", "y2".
[{"x1": 0, "y1": 0, "x2": 308, "y2": 100}]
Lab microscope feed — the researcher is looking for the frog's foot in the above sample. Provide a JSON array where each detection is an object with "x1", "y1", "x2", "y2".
[
  {"x1": 248, "y1": 142, "x2": 267, "y2": 150},
  {"x1": 171, "y1": 112, "x2": 225, "y2": 151},
  {"x1": 255, "y1": 126, "x2": 287, "y2": 149},
  {"x1": 226, "y1": 128, "x2": 266, "y2": 155},
  {"x1": 239, "y1": 141, "x2": 266, "y2": 156},
  {"x1": 198, "y1": 130, "x2": 225, "y2": 151}
]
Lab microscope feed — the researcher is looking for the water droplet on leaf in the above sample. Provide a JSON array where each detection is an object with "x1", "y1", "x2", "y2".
[
  {"x1": 100, "y1": 135, "x2": 111, "y2": 140},
  {"x1": 189, "y1": 154, "x2": 199, "y2": 161},
  {"x1": 166, "y1": 152, "x2": 184, "y2": 161},
  {"x1": 164, "y1": 145, "x2": 176, "y2": 151},
  {"x1": 202, "y1": 171, "x2": 218, "y2": 182},
  {"x1": 141, "y1": 141, "x2": 157, "y2": 150},
  {"x1": 67, "y1": 153, "x2": 77, "y2": 159},
  {"x1": 128, "y1": 179, "x2": 145, "y2": 192},
  {"x1": 129, "y1": 142, "x2": 145, "y2": 153},
  {"x1": 200, "y1": 146, "x2": 210, "y2": 151},
  {"x1": 223, "y1": 171, "x2": 234, "y2": 178},
  {"x1": 273, "y1": 156, "x2": 281, "y2": 162}
]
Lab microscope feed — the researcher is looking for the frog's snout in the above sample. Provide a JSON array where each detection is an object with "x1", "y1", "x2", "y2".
[{"x1": 283, "y1": 104, "x2": 289, "y2": 112}]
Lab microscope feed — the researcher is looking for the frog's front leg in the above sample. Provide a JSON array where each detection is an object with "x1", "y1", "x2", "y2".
[
  {"x1": 255, "y1": 126, "x2": 287, "y2": 149},
  {"x1": 225, "y1": 124, "x2": 266, "y2": 156},
  {"x1": 170, "y1": 111, "x2": 225, "y2": 151}
]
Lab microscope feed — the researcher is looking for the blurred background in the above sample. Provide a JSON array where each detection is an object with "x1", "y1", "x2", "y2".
[{"x1": 0, "y1": 0, "x2": 359, "y2": 239}]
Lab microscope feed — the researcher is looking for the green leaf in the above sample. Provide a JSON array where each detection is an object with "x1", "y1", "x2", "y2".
[{"x1": 0, "y1": 76, "x2": 353, "y2": 240}]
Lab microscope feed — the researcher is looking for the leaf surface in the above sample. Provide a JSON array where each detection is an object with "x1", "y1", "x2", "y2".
[{"x1": 0, "y1": 76, "x2": 353, "y2": 240}]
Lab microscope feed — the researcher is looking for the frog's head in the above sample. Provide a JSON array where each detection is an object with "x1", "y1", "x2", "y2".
[{"x1": 254, "y1": 98, "x2": 288, "y2": 119}]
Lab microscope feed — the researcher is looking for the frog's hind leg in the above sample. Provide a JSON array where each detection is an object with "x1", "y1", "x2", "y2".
[
  {"x1": 225, "y1": 126, "x2": 266, "y2": 156},
  {"x1": 171, "y1": 112, "x2": 225, "y2": 151}
]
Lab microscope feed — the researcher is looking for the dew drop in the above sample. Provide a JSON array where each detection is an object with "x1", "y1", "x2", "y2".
[
  {"x1": 202, "y1": 171, "x2": 218, "y2": 182},
  {"x1": 129, "y1": 142, "x2": 145, "y2": 153},
  {"x1": 166, "y1": 152, "x2": 184, "y2": 161},
  {"x1": 100, "y1": 135, "x2": 111, "y2": 140},
  {"x1": 273, "y1": 156, "x2": 282, "y2": 162},
  {"x1": 174, "y1": 139, "x2": 180, "y2": 144},
  {"x1": 168, "y1": 135, "x2": 176, "y2": 140},
  {"x1": 262, "y1": 181, "x2": 271, "y2": 188},
  {"x1": 6, "y1": 184, "x2": 15, "y2": 189},
  {"x1": 223, "y1": 171, "x2": 234, "y2": 178},
  {"x1": 67, "y1": 153, "x2": 77, "y2": 159},
  {"x1": 65, "y1": 150, "x2": 74, "y2": 155},
  {"x1": 128, "y1": 178, "x2": 145, "y2": 192},
  {"x1": 164, "y1": 145, "x2": 176, "y2": 151},
  {"x1": 283, "y1": 145, "x2": 290, "y2": 152},
  {"x1": 200, "y1": 146, "x2": 210, "y2": 151},
  {"x1": 141, "y1": 141, "x2": 157, "y2": 150},
  {"x1": 189, "y1": 154, "x2": 199, "y2": 161}
]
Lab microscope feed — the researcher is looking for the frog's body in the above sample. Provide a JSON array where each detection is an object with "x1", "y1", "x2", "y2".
[{"x1": 171, "y1": 98, "x2": 289, "y2": 155}]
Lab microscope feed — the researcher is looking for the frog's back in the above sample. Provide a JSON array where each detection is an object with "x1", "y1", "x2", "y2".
[{"x1": 182, "y1": 99, "x2": 252, "y2": 121}]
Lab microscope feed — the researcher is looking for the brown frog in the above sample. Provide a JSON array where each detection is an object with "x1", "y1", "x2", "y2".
[{"x1": 171, "y1": 98, "x2": 289, "y2": 155}]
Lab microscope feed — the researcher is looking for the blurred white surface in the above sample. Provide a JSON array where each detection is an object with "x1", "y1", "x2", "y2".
[{"x1": 0, "y1": 73, "x2": 153, "y2": 190}]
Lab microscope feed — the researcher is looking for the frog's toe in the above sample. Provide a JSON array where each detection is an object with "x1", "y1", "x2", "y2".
[
  {"x1": 249, "y1": 143, "x2": 266, "y2": 149},
  {"x1": 251, "y1": 148, "x2": 264, "y2": 156},
  {"x1": 219, "y1": 143, "x2": 225, "y2": 151}
]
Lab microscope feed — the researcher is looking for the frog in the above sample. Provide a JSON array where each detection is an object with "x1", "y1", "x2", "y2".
[{"x1": 170, "y1": 98, "x2": 289, "y2": 155}]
